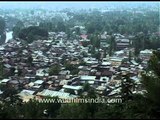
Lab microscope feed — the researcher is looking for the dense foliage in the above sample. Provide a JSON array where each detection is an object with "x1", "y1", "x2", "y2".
[
  {"x1": 0, "y1": 17, "x2": 6, "y2": 45},
  {"x1": 18, "y1": 26, "x2": 48, "y2": 43},
  {"x1": 12, "y1": 20, "x2": 25, "y2": 39},
  {"x1": 48, "y1": 64, "x2": 61, "y2": 76},
  {"x1": 11, "y1": 9, "x2": 159, "y2": 51}
]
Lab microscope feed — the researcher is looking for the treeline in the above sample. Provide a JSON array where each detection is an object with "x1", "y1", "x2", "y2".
[
  {"x1": 13, "y1": 24, "x2": 48, "y2": 43},
  {"x1": 18, "y1": 26, "x2": 48, "y2": 43},
  {"x1": 69, "y1": 10, "x2": 159, "y2": 35},
  {"x1": 0, "y1": 17, "x2": 6, "y2": 45},
  {"x1": 11, "y1": 9, "x2": 159, "y2": 50},
  {"x1": 36, "y1": 10, "x2": 159, "y2": 35}
]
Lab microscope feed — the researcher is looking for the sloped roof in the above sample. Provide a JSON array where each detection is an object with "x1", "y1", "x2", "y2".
[
  {"x1": 63, "y1": 85, "x2": 83, "y2": 90},
  {"x1": 36, "y1": 89, "x2": 77, "y2": 99}
]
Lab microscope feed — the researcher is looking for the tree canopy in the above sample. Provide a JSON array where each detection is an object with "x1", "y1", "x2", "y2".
[
  {"x1": 0, "y1": 17, "x2": 6, "y2": 45},
  {"x1": 18, "y1": 26, "x2": 48, "y2": 43}
]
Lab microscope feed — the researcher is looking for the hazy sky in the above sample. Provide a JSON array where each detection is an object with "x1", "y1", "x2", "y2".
[{"x1": 0, "y1": 1, "x2": 159, "y2": 10}]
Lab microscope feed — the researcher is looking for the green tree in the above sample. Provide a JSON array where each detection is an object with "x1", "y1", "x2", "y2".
[
  {"x1": 57, "y1": 104, "x2": 87, "y2": 119},
  {"x1": 75, "y1": 27, "x2": 80, "y2": 35},
  {"x1": 39, "y1": 21, "x2": 55, "y2": 32},
  {"x1": 49, "y1": 64, "x2": 61, "y2": 75},
  {"x1": 122, "y1": 94, "x2": 152, "y2": 119},
  {"x1": 64, "y1": 63, "x2": 79, "y2": 75},
  {"x1": 0, "y1": 57, "x2": 3, "y2": 79},
  {"x1": 140, "y1": 50, "x2": 160, "y2": 118},
  {"x1": 90, "y1": 46, "x2": 96, "y2": 55},
  {"x1": 0, "y1": 17, "x2": 6, "y2": 45},
  {"x1": 12, "y1": 20, "x2": 24, "y2": 39},
  {"x1": 27, "y1": 55, "x2": 33, "y2": 66},
  {"x1": 121, "y1": 73, "x2": 134, "y2": 102},
  {"x1": 109, "y1": 35, "x2": 116, "y2": 56},
  {"x1": 9, "y1": 67, "x2": 15, "y2": 76},
  {"x1": 128, "y1": 50, "x2": 132, "y2": 63},
  {"x1": 19, "y1": 99, "x2": 45, "y2": 119},
  {"x1": 142, "y1": 50, "x2": 160, "y2": 105},
  {"x1": 95, "y1": 104, "x2": 124, "y2": 119},
  {"x1": 18, "y1": 26, "x2": 48, "y2": 43},
  {"x1": 103, "y1": 47, "x2": 107, "y2": 58},
  {"x1": 0, "y1": 33, "x2": 6, "y2": 45},
  {"x1": 83, "y1": 82, "x2": 90, "y2": 92},
  {"x1": 0, "y1": 17, "x2": 5, "y2": 35},
  {"x1": 57, "y1": 21, "x2": 66, "y2": 32},
  {"x1": 133, "y1": 32, "x2": 145, "y2": 56}
]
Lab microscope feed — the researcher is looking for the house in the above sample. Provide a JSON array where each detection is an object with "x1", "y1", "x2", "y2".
[
  {"x1": 100, "y1": 33, "x2": 110, "y2": 49},
  {"x1": 63, "y1": 85, "x2": 83, "y2": 91},
  {"x1": 94, "y1": 71, "x2": 101, "y2": 78},
  {"x1": 59, "y1": 80, "x2": 70, "y2": 86},
  {"x1": 34, "y1": 80, "x2": 44, "y2": 86},
  {"x1": 114, "y1": 33, "x2": 125, "y2": 39},
  {"x1": 0, "y1": 46, "x2": 5, "y2": 51},
  {"x1": 101, "y1": 61, "x2": 111, "y2": 66},
  {"x1": 36, "y1": 89, "x2": 78, "y2": 99},
  {"x1": 4, "y1": 64, "x2": 12, "y2": 69},
  {"x1": 130, "y1": 76, "x2": 142, "y2": 91},
  {"x1": 79, "y1": 39, "x2": 90, "y2": 47},
  {"x1": 109, "y1": 57, "x2": 123, "y2": 67},
  {"x1": 78, "y1": 66, "x2": 90, "y2": 75},
  {"x1": 59, "y1": 70, "x2": 70, "y2": 75},
  {"x1": 36, "y1": 69, "x2": 49, "y2": 77},
  {"x1": 80, "y1": 34, "x2": 88, "y2": 39},
  {"x1": 108, "y1": 80, "x2": 120, "y2": 87},
  {"x1": 83, "y1": 57, "x2": 98, "y2": 65},
  {"x1": 96, "y1": 86, "x2": 106, "y2": 95},
  {"x1": 131, "y1": 60, "x2": 139, "y2": 66},
  {"x1": 116, "y1": 38, "x2": 130, "y2": 50},
  {"x1": 108, "y1": 87, "x2": 121, "y2": 97},
  {"x1": 7, "y1": 80, "x2": 24, "y2": 89},
  {"x1": 99, "y1": 76, "x2": 109, "y2": 83},
  {"x1": 17, "y1": 89, "x2": 35, "y2": 102},
  {"x1": 120, "y1": 67, "x2": 130, "y2": 72},
  {"x1": 0, "y1": 78, "x2": 10, "y2": 85},
  {"x1": 139, "y1": 49, "x2": 152, "y2": 61},
  {"x1": 31, "y1": 80, "x2": 44, "y2": 89},
  {"x1": 80, "y1": 75, "x2": 96, "y2": 84},
  {"x1": 101, "y1": 70, "x2": 113, "y2": 78},
  {"x1": 78, "y1": 70, "x2": 90, "y2": 76},
  {"x1": 24, "y1": 76, "x2": 35, "y2": 82},
  {"x1": 114, "y1": 50, "x2": 125, "y2": 57},
  {"x1": 62, "y1": 85, "x2": 83, "y2": 95},
  {"x1": 108, "y1": 76, "x2": 122, "y2": 88},
  {"x1": 99, "y1": 61, "x2": 111, "y2": 70}
]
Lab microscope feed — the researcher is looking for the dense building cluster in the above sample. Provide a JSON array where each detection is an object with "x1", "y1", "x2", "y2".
[{"x1": 0, "y1": 30, "x2": 153, "y2": 102}]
